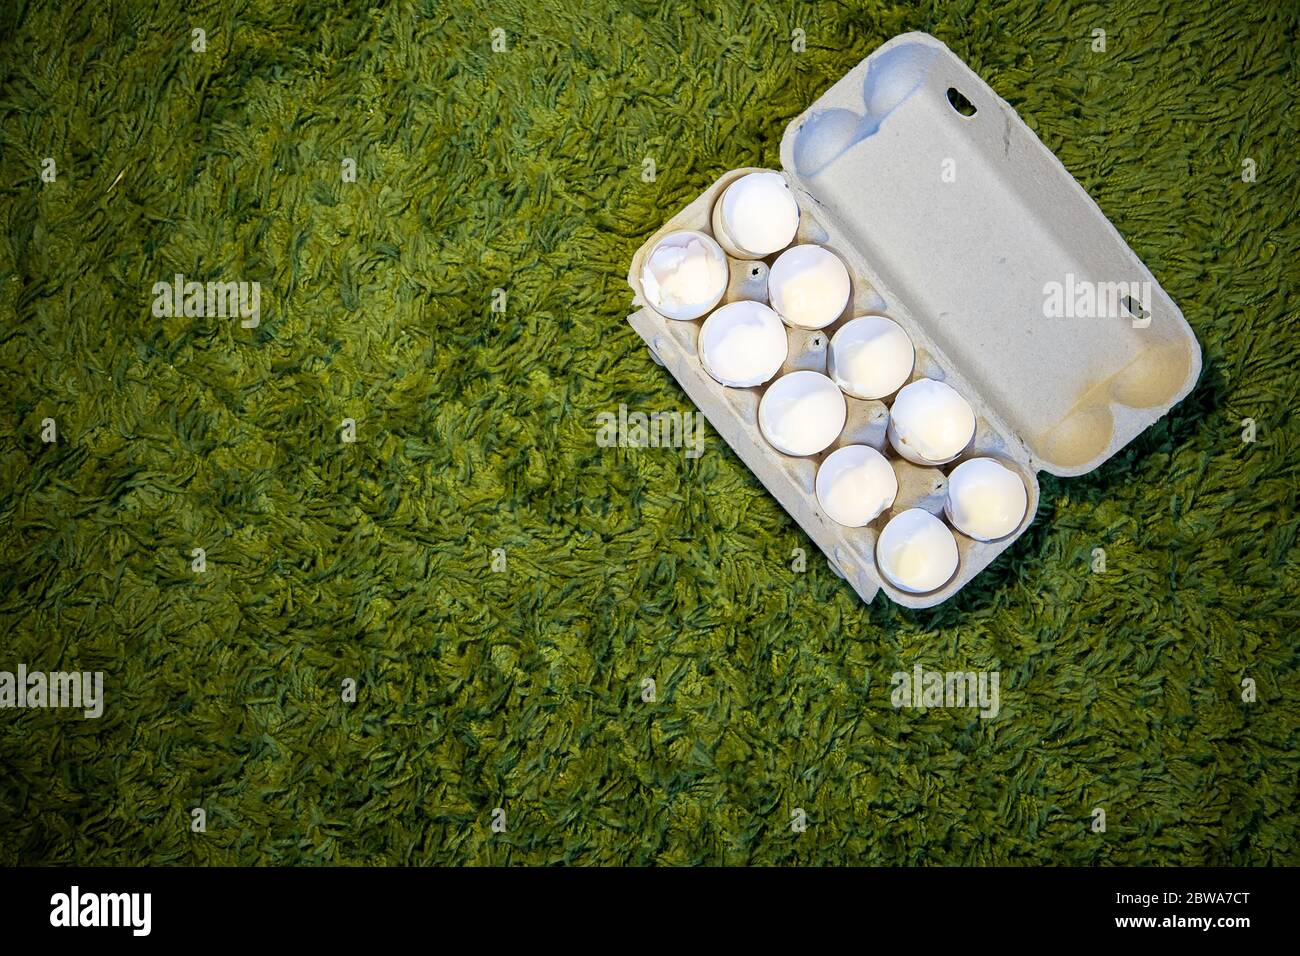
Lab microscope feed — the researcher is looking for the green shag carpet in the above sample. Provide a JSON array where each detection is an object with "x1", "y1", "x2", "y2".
[{"x1": 0, "y1": 0, "x2": 1297, "y2": 866}]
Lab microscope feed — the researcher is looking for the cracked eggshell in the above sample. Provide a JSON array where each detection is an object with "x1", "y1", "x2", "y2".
[
  {"x1": 829, "y1": 315, "x2": 915, "y2": 400},
  {"x1": 758, "y1": 370, "x2": 847, "y2": 457},
  {"x1": 698, "y1": 300, "x2": 789, "y2": 388},
  {"x1": 876, "y1": 508, "x2": 960, "y2": 593},
  {"x1": 639, "y1": 230, "x2": 729, "y2": 321},
  {"x1": 712, "y1": 171, "x2": 801, "y2": 259},
  {"x1": 768, "y1": 245, "x2": 851, "y2": 330},
  {"x1": 887, "y1": 378, "x2": 976, "y2": 465},
  {"x1": 815, "y1": 444, "x2": 898, "y2": 527},
  {"x1": 944, "y1": 457, "x2": 1028, "y2": 541}
]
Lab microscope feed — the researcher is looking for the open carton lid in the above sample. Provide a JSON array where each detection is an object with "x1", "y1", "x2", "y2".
[{"x1": 778, "y1": 32, "x2": 1202, "y2": 477}]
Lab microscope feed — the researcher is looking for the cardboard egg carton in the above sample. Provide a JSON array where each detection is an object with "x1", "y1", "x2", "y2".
[{"x1": 625, "y1": 32, "x2": 1202, "y2": 608}]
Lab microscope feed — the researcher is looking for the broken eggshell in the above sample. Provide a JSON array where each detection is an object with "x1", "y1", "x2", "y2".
[
  {"x1": 768, "y1": 245, "x2": 851, "y2": 331},
  {"x1": 758, "y1": 370, "x2": 847, "y2": 457},
  {"x1": 876, "y1": 507, "x2": 960, "y2": 593},
  {"x1": 828, "y1": 314, "x2": 915, "y2": 400},
  {"x1": 887, "y1": 378, "x2": 976, "y2": 465},
  {"x1": 816, "y1": 444, "x2": 899, "y2": 527},
  {"x1": 698, "y1": 300, "x2": 789, "y2": 388},
  {"x1": 944, "y1": 457, "x2": 1028, "y2": 541},
  {"x1": 711, "y1": 171, "x2": 801, "y2": 259},
  {"x1": 639, "y1": 230, "x2": 729, "y2": 321}
]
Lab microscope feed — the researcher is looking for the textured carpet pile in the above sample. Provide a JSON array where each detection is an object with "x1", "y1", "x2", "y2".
[{"x1": 0, "y1": 0, "x2": 1296, "y2": 865}]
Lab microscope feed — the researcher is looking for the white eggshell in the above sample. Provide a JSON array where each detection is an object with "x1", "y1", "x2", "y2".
[
  {"x1": 713, "y1": 171, "x2": 800, "y2": 259},
  {"x1": 768, "y1": 245, "x2": 851, "y2": 330},
  {"x1": 887, "y1": 378, "x2": 976, "y2": 465},
  {"x1": 828, "y1": 315, "x2": 915, "y2": 399},
  {"x1": 945, "y1": 458, "x2": 1028, "y2": 541},
  {"x1": 815, "y1": 445, "x2": 898, "y2": 527},
  {"x1": 640, "y1": 230, "x2": 729, "y2": 321},
  {"x1": 875, "y1": 508, "x2": 960, "y2": 593},
  {"x1": 699, "y1": 301, "x2": 789, "y2": 388},
  {"x1": 758, "y1": 370, "x2": 847, "y2": 457}
]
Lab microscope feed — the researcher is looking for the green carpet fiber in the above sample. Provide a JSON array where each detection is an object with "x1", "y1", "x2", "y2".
[{"x1": 0, "y1": 0, "x2": 1296, "y2": 866}]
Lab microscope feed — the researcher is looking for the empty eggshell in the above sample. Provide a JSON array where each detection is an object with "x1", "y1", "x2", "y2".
[
  {"x1": 758, "y1": 370, "x2": 847, "y2": 457},
  {"x1": 768, "y1": 245, "x2": 851, "y2": 330},
  {"x1": 815, "y1": 444, "x2": 898, "y2": 527},
  {"x1": 876, "y1": 508, "x2": 960, "y2": 593},
  {"x1": 640, "y1": 230, "x2": 729, "y2": 321},
  {"x1": 945, "y1": 457, "x2": 1028, "y2": 541},
  {"x1": 829, "y1": 315, "x2": 915, "y2": 399},
  {"x1": 699, "y1": 301, "x2": 789, "y2": 388},
  {"x1": 888, "y1": 378, "x2": 976, "y2": 465},
  {"x1": 712, "y1": 171, "x2": 801, "y2": 259}
]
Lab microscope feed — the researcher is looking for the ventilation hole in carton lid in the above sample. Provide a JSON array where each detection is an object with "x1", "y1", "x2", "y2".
[
  {"x1": 1122, "y1": 294, "x2": 1150, "y2": 325},
  {"x1": 750, "y1": 266, "x2": 762, "y2": 277},
  {"x1": 946, "y1": 87, "x2": 977, "y2": 117}
]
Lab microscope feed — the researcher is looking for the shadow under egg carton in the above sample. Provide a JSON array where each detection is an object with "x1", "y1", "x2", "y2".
[{"x1": 626, "y1": 167, "x2": 1039, "y2": 609}]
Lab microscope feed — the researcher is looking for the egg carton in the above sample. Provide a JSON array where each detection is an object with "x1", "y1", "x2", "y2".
[{"x1": 624, "y1": 32, "x2": 1202, "y2": 608}]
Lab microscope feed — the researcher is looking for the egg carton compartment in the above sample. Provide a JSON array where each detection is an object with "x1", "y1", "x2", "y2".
[{"x1": 627, "y1": 32, "x2": 1199, "y2": 608}]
